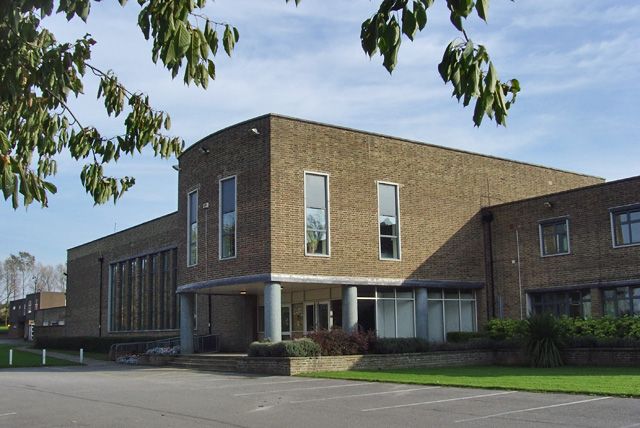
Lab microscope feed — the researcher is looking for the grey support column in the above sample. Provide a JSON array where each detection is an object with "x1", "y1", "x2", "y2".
[
  {"x1": 179, "y1": 293, "x2": 194, "y2": 354},
  {"x1": 342, "y1": 285, "x2": 358, "y2": 333},
  {"x1": 264, "y1": 282, "x2": 282, "y2": 342},
  {"x1": 415, "y1": 287, "x2": 428, "y2": 340}
]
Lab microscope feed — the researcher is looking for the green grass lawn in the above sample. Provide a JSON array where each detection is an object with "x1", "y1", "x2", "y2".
[
  {"x1": 302, "y1": 366, "x2": 640, "y2": 397},
  {"x1": 0, "y1": 344, "x2": 78, "y2": 368}
]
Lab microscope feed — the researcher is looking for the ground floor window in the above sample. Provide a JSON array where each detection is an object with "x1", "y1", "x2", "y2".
[
  {"x1": 357, "y1": 287, "x2": 415, "y2": 338},
  {"x1": 108, "y1": 248, "x2": 178, "y2": 332},
  {"x1": 427, "y1": 290, "x2": 476, "y2": 343},
  {"x1": 529, "y1": 289, "x2": 591, "y2": 318},
  {"x1": 603, "y1": 286, "x2": 640, "y2": 317}
]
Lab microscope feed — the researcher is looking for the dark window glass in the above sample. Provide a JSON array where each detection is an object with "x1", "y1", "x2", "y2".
[
  {"x1": 357, "y1": 299, "x2": 376, "y2": 333},
  {"x1": 540, "y1": 219, "x2": 569, "y2": 255},
  {"x1": 378, "y1": 183, "x2": 399, "y2": 259},
  {"x1": 220, "y1": 177, "x2": 236, "y2": 259},
  {"x1": 612, "y1": 207, "x2": 640, "y2": 246},
  {"x1": 530, "y1": 289, "x2": 590, "y2": 318},
  {"x1": 305, "y1": 174, "x2": 329, "y2": 255},
  {"x1": 187, "y1": 191, "x2": 198, "y2": 265}
]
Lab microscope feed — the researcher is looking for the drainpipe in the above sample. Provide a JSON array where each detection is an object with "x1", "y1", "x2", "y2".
[
  {"x1": 98, "y1": 256, "x2": 104, "y2": 337},
  {"x1": 481, "y1": 210, "x2": 496, "y2": 319},
  {"x1": 515, "y1": 229, "x2": 524, "y2": 320}
]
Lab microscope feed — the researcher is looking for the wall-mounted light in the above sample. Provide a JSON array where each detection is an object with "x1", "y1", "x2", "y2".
[
  {"x1": 199, "y1": 146, "x2": 210, "y2": 154},
  {"x1": 249, "y1": 128, "x2": 260, "y2": 135},
  {"x1": 240, "y1": 290, "x2": 247, "y2": 295},
  {"x1": 543, "y1": 201, "x2": 553, "y2": 208},
  {"x1": 172, "y1": 164, "x2": 180, "y2": 171}
]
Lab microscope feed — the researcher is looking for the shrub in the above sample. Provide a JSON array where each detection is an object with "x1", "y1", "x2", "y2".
[
  {"x1": 306, "y1": 329, "x2": 373, "y2": 356},
  {"x1": 370, "y1": 338, "x2": 430, "y2": 354},
  {"x1": 446, "y1": 331, "x2": 487, "y2": 343},
  {"x1": 248, "y1": 339, "x2": 321, "y2": 357},
  {"x1": 485, "y1": 318, "x2": 528, "y2": 340},
  {"x1": 525, "y1": 315, "x2": 564, "y2": 368}
]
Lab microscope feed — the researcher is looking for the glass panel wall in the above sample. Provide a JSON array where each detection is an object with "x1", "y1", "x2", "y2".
[
  {"x1": 220, "y1": 176, "x2": 237, "y2": 259},
  {"x1": 427, "y1": 289, "x2": 477, "y2": 343}
]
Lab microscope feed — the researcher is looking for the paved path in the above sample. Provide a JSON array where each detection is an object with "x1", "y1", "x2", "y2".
[{"x1": 0, "y1": 365, "x2": 638, "y2": 427}]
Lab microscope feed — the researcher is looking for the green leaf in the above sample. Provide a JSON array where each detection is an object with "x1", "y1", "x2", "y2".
[
  {"x1": 176, "y1": 22, "x2": 191, "y2": 57},
  {"x1": 475, "y1": 0, "x2": 489, "y2": 21},
  {"x1": 223, "y1": 25, "x2": 235, "y2": 56},
  {"x1": 402, "y1": 7, "x2": 417, "y2": 40},
  {"x1": 415, "y1": 1, "x2": 427, "y2": 30}
]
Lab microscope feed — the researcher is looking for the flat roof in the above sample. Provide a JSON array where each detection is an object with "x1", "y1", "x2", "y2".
[{"x1": 181, "y1": 113, "x2": 603, "y2": 181}]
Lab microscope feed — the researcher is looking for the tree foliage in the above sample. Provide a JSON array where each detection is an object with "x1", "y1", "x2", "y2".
[{"x1": 1, "y1": 0, "x2": 516, "y2": 209}]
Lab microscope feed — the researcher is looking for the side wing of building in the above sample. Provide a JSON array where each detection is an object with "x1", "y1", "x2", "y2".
[
  {"x1": 66, "y1": 212, "x2": 178, "y2": 337},
  {"x1": 488, "y1": 176, "x2": 640, "y2": 319}
]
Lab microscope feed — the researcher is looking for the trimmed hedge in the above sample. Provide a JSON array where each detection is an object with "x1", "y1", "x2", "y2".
[
  {"x1": 248, "y1": 339, "x2": 321, "y2": 357},
  {"x1": 33, "y1": 335, "x2": 176, "y2": 353},
  {"x1": 369, "y1": 338, "x2": 430, "y2": 354},
  {"x1": 446, "y1": 331, "x2": 487, "y2": 343},
  {"x1": 306, "y1": 329, "x2": 373, "y2": 356}
]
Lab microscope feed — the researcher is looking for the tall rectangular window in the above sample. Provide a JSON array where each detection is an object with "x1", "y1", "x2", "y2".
[
  {"x1": 305, "y1": 172, "x2": 329, "y2": 256},
  {"x1": 378, "y1": 182, "x2": 400, "y2": 260},
  {"x1": 187, "y1": 190, "x2": 198, "y2": 266},
  {"x1": 220, "y1": 176, "x2": 237, "y2": 259},
  {"x1": 611, "y1": 205, "x2": 640, "y2": 247},
  {"x1": 539, "y1": 218, "x2": 570, "y2": 256}
]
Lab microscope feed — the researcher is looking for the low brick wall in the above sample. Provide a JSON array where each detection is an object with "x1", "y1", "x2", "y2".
[
  {"x1": 134, "y1": 348, "x2": 640, "y2": 374},
  {"x1": 563, "y1": 348, "x2": 640, "y2": 367},
  {"x1": 287, "y1": 350, "x2": 495, "y2": 375}
]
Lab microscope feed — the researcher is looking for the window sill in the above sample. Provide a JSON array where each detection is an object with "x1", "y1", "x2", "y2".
[
  {"x1": 540, "y1": 252, "x2": 571, "y2": 258},
  {"x1": 612, "y1": 242, "x2": 640, "y2": 249}
]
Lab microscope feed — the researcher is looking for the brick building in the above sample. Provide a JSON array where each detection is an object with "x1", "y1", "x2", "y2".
[
  {"x1": 8, "y1": 291, "x2": 66, "y2": 340},
  {"x1": 64, "y1": 114, "x2": 638, "y2": 352}
]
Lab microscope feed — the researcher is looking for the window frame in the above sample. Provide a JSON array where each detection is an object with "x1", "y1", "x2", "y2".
[
  {"x1": 538, "y1": 216, "x2": 571, "y2": 257},
  {"x1": 186, "y1": 189, "x2": 198, "y2": 267},
  {"x1": 376, "y1": 181, "x2": 401, "y2": 261},
  {"x1": 602, "y1": 285, "x2": 640, "y2": 317},
  {"x1": 610, "y1": 203, "x2": 640, "y2": 248},
  {"x1": 303, "y1": 171, "x2": 331, "y2": 257},
  {"x1": 219, "y1": 175, "x2": 238, "y2": 260}
]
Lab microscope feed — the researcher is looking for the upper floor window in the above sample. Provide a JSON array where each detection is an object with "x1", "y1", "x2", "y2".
[
  {"x1": 220, "y1": 176, "x2": 237, "y2": 259},
  {"x1": 611, "y1": 205, "x2": 640, "y2": 247},
  {"x1": 304, "y1": 172, "x2": 329, "y2": 256},
  {"x1": 378, "y1": 182, "x2": 400, "y2": 260},
  {"x1": 187, "y1": 190, "x2": 198, "y2": 266},
  {"x1": 539, "y1": 218, "x2": 570, "y2": 256}
]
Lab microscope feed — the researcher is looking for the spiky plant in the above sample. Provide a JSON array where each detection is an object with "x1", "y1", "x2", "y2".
[{"x1": 525, "y1": 314, "x2": 564, "y2": 368}]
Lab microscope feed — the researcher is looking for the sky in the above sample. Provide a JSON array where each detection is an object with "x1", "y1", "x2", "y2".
[{"x1": 2, "y1": 0, "x2": 639, "y2": 266}]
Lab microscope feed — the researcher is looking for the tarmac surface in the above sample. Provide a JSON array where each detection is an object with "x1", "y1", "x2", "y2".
[{"x1": 1, "y1": 363, "x2": 639, "y2": 427}]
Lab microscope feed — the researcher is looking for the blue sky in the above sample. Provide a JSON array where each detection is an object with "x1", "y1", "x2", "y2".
[{"x1": 2, "y1": 1, "x2": 639, "y2": 266}]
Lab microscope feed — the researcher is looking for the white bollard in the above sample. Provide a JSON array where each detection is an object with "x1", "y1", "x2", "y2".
[
  {"x1": 42, "y1": 349, "x2": 46, "y2": 365},
  {"x1": 9, "y1": 349, "x2": 13, "y2": 366},
  {"x1": 80, "y1": 348, "x2": 84, "y2": 364}
]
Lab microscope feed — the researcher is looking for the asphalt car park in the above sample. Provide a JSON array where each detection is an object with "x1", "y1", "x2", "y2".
[{"x1": 1, "y1": 364, "x2": 639, "y2": 427}]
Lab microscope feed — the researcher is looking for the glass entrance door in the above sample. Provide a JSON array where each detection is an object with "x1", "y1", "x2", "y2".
[
  {"x1": 317, "y1": 301, "x2": 330, "y2": 330},
  {"x1": 304, "y1": 301, "x2": 331, "y2": 332}
]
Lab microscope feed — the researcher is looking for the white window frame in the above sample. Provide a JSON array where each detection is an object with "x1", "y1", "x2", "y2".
[
  {"x1": 376, "y1": 181, "x2": 401, "y2": 261},
  {"x1": 187, "y1": 189, "x2": 198, "y2": 266},
  {"x1": 219, "y1": 175, "x2": 238, "y2": 260},
  {"x1": 304, "y1": 171, "x2": 331, "y2": 257},
  {"x1": 610, "y1": 203, "x2": 640, "y2": 248},
  {"x1": 538, "y1": 216, "x2": 570, "y2": 257}
]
